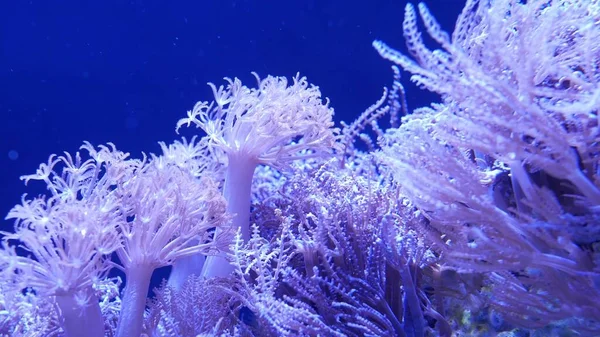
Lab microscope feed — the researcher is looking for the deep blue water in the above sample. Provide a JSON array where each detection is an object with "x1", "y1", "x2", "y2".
[{"x1": 0, "y1": 0, "x2": 464, "y2": 232}]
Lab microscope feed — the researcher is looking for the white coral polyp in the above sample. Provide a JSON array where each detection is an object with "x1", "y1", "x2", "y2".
[
  {"x1": 175, "y1": 73, "x2": 339, "y2": 280},
  {"x1": 176, "y1": 72, "x2": 338, "y2": 167}
]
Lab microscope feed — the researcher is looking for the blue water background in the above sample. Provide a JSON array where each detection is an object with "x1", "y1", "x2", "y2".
[{"x1": 0, "y1": 0, "x2": 464, "y2": 245}]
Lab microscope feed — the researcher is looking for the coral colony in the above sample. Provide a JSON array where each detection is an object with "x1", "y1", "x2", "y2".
[{"x1": 2, "y1": 0, "x2": 600, "y2": 336}]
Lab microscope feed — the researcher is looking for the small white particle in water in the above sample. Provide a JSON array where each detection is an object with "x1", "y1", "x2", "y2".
[{"x1": 7, "y1": 150, "x2": 19, "y2": 160}]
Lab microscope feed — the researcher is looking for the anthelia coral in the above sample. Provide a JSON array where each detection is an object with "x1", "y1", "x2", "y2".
[
  {"x1": 374, "y1": 0, "x2": 600, "y2": 333},
  {"x1": 176, "y1": 73, "x2": 339, "y2": 278},
  {"x1": 2, "y1": 0, "x2": 600, "y2": 336},
  {"x1": 113, "y1": 151, "x2": 229, "y2": 337},
  {"x1": 2, "y1": 142, "x2": 230, "y2": 337},
  {"x1": 1, "y1": 143, "x2": 128, "y2": 337}
]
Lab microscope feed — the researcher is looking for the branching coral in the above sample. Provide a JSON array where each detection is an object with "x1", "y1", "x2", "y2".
[
  {"x1": 145, "y1": 275, "x2": 238, "y2": 337},
  {"x1": 374, "y1": 0, "x2": 600, "y2": 332},
  {"x1": 221, "y1": 159, "x2": 442, "y2": 337},
  {"x1": 374, "y1": 0, "x2": 600, "y2": 202}
]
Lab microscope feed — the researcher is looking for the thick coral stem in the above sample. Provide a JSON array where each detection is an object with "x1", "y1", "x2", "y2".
[
  {"x1": 55, "y1": 290, "x2": 105, "y2": 337},
  {"x1": 202, "y1": 153, "x2": 257, "y2": 278},
  {"x1": 116, "y1": 265, "x2": 153, "y2": 337}
]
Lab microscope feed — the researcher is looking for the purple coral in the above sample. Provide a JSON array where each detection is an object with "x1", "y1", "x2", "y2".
[
  {"x1": 2, "y1": 1, "x2": 600, "y2": 336},
  {"x1": 374, "y1": 0, "x2": 600, "y2": 331},
  {"x1": 176, "y1": 73, "x2": 339, "y2": 278}
]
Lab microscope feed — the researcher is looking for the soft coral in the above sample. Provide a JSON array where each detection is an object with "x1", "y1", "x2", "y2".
[
  {"x1": 1, "y1": 143, "x2": 129, "y2": 337},
  {"x1": 176, "y1": 73, "x2": 339, "y2": 278}
]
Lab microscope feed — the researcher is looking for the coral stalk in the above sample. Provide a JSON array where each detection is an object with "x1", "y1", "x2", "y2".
[
  {"x1": 202, "y1": 154, "x2": 258, "y2": 278},
  {"x1": 115, "y1": 265, "x2": 153, "y2": 337},
  {"x1": 55, "y1": 291, "x2": 104, "y2": 337}
]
